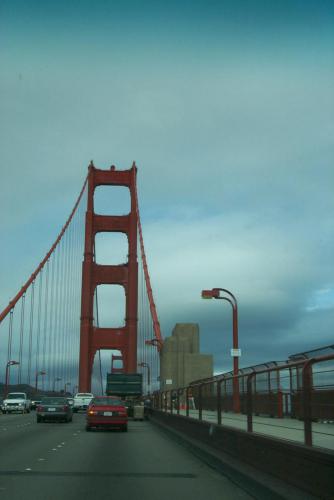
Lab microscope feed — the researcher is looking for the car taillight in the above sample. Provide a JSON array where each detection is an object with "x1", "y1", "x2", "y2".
[
  {"x1": 36, "y1": 405, "x2": 42, "y2": 411},
  {"x1": 63, "y1": 405, "x2": 69, "y2": 410},
  {"x1": 88, "y1": 410, "x2": 98, "y2": 415},
  {"x1": 118, "y1": 411, "x2": 127, "y2": 417}
]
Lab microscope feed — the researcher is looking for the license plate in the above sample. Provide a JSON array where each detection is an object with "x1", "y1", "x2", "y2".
[
  {"x1": 104, "y1": 411, "x2": 113, "y2": 416},
  {"x1": 48, "y1": 408, "x2": 56, "y2": 412}
]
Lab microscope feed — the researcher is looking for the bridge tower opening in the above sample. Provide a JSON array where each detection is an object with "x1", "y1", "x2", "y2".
[{"x1": 79, "y1": 163, "x2": 138, "y2": 392}]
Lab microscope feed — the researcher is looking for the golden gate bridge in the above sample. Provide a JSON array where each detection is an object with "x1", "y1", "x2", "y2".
[{"x1": 0, "y1": 162, "x2": 162, "y2": 395}]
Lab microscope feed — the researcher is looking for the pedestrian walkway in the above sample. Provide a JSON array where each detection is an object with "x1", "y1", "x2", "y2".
[{"x1": 173, "y1": 409, "x2": 334, "y2": 450}]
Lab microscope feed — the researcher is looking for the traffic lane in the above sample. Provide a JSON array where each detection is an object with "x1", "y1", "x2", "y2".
[
  {"x1": 0, "y1": 411, "x2": 84, "y2": 470},
  {"x1": 0, "y1": 410, "x2": 34, "y2": 428},
  {"x1": 0, "y1": 411, "x2": 34, "y2": 438},
  {"x1": 0, "y1": 417, "x2": 252, "y2": 500}
]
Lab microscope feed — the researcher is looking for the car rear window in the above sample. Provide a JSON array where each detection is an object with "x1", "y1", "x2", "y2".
[
  {"x1": 92, "y1": 398, "x2": 123, "y2": 406},
  {"x1": 41, "y1": 398, "x2": 67, "y2": 404}
]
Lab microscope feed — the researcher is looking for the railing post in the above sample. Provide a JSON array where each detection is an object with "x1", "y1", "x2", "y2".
[
  {"x1": 277, "y1": 389, "x2": 283, "y2": 418},
  {"x1": 177, "y1": 389, "x2": 180, "y2": 416},
  {"x1": 247, "y1": 373, "x2": 255, "y2": 432},
  {"x1": 186, "y1": 387, "x2": 190, "y2": 417},
  {"x1": 285, "y1": 392, "x2": 290, "y2": 417},
  {"x1": 198, "y1": 385, "x2": 203, "y2": 421},
  {"x1": 302, "y1": 359, "x2": 314, "y2": 446},
  {"x1": 217, "y1": 380, "x2": 222, "y2": 425}
]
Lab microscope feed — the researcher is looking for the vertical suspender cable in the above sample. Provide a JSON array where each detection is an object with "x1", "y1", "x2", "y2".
[
  {"x1": 0, "y1": 175, "x2": 88, "y2": 325},
  {"x1": 27, "y1": 281, "x2": 35, "y2": 385},
  {"x1": 62, "y1": 229, "x2": 70, "y2": 385},
  {"x1": 53, "y1": 242, "x2": 61, "y2": 383},
  {"x1": 98, "y1": 350, "x2": 103, "y2": 395},
  {"x1": 42, "y1": 260, "x2": 50, "y2": 389},
  {"x1": 18, "y1": 294, "x2": 26, "y2": 384},
  {"x1": 48, "y1": 252, "x2": 56, "y2": 387},
  {"x1": 60, "y1": 235, "x2": 67, "y2": 384},
  {"x1": 7, "y1": 310, "x2": 14, "y2": 380},
  {"x1": 135, "y1": 186, "x2": 163, "y2": 348},
  {"x1": 0, "y1": 174, "x2": 87, "y2": 391},
  {"x1": 35, "y1": 270, "x2": 43, "y2": 378},
  {"x1": 94, "y1": 271, "x2": 104, "y2": 396}
]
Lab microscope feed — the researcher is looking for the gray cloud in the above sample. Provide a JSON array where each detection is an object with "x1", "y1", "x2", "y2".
[{"x1": 1, "y1": 1, "x2": 333, "y2": 379}]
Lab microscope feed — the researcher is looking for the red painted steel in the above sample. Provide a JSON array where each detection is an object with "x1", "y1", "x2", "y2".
[
  {"x1": 0, "y1": 176, "x2": 88, "y2": 324},
  {"x1": 78, "y1": 163, "x2": 138, "y2": 391}
]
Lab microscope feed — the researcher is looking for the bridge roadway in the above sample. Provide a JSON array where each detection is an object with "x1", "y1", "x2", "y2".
[{"x1": 0, "y1": 412, "x2": 252, "y2": 500}]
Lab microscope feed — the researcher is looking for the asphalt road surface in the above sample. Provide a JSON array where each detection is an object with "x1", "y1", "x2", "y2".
[{"x1": 0, "y1": 412, "x2": 253, "y2": 500}]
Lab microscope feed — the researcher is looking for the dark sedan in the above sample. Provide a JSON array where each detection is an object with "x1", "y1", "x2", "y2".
[
  {"x1": 36, "y1": 397, "x2": 73, "y2": 423},
  {"x1": 86, "y1": 396, "x2": 128, "y2": 432}
]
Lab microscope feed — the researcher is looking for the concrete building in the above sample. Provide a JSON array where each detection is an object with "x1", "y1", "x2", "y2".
[{"x1": 160, "y1": 323, "x2": 213, "y2": 391}]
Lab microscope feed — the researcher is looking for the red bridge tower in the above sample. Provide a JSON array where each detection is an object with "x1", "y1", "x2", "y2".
[{"x1": 79, "y1": 163, "x2": 138, "y2": 391}]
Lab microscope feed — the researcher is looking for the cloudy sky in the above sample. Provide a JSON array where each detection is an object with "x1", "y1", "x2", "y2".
[{"x1": 1, "y1": 0, "x2": 333, "y2": 375}]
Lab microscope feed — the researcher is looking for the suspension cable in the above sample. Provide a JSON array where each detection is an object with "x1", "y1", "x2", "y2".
[
  {"x1": 7, "y1": 310, "x2": 14, "y2": 365},
  {"x1": 94, "y1": 275, "x2": 104, "y2": 396},
  {"x1": 0, "y1": 174, "x2": 88, "y2": 325},
  {"x1": 17, "y1": 293, "x2": 26, "y2": 384},
  {"x1": 135, "y1": 181, "x2": 163, "y2": 348},
  {"x1": 27, "y1": 281, "x2": 35, "y2": 385}
]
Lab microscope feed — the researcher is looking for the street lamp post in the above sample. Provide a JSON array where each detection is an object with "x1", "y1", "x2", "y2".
[
  {"x1": 138, "y1": 362, "x2": 151, "y2": 394},
  {"x1": 201, "y1": 287, "x2": 240, "y2": 413},
  {"x1": 53, "y1": 377, "x2": 62, "y2": 392},
  {"x1": 4, "y1": 360, "x2": 20, "y2": 397},
  {"x1": 35, "y1": 370, "x2": 46, "y2": 391}
]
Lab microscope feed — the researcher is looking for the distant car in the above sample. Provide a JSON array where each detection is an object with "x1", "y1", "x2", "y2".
[
  {"x1": 86, "y1": 396, "x2": 128, "y2": 432},
  {"x1": 36, "y1": 397, "x2": 73, "y2": 423},
  {"x1": 2, "y1": 392, "x2": 31, "y2": 413},
  {"x1": 73, "y1": 392, "x2": 94, "y2": 412}
]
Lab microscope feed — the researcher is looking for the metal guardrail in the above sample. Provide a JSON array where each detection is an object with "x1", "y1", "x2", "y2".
[{"x1": 151, "y1": 353, "x2": 334, "y2": 449}]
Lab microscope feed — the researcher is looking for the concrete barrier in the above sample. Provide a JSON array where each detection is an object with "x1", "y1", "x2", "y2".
[{"x1": 150, "y1": 409, "x2": 334, "y2": 499}]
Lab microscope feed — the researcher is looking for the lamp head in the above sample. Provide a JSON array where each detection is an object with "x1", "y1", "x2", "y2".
[{"x1": 201, "y1": 289, "x2": 220, "y2": 299}]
